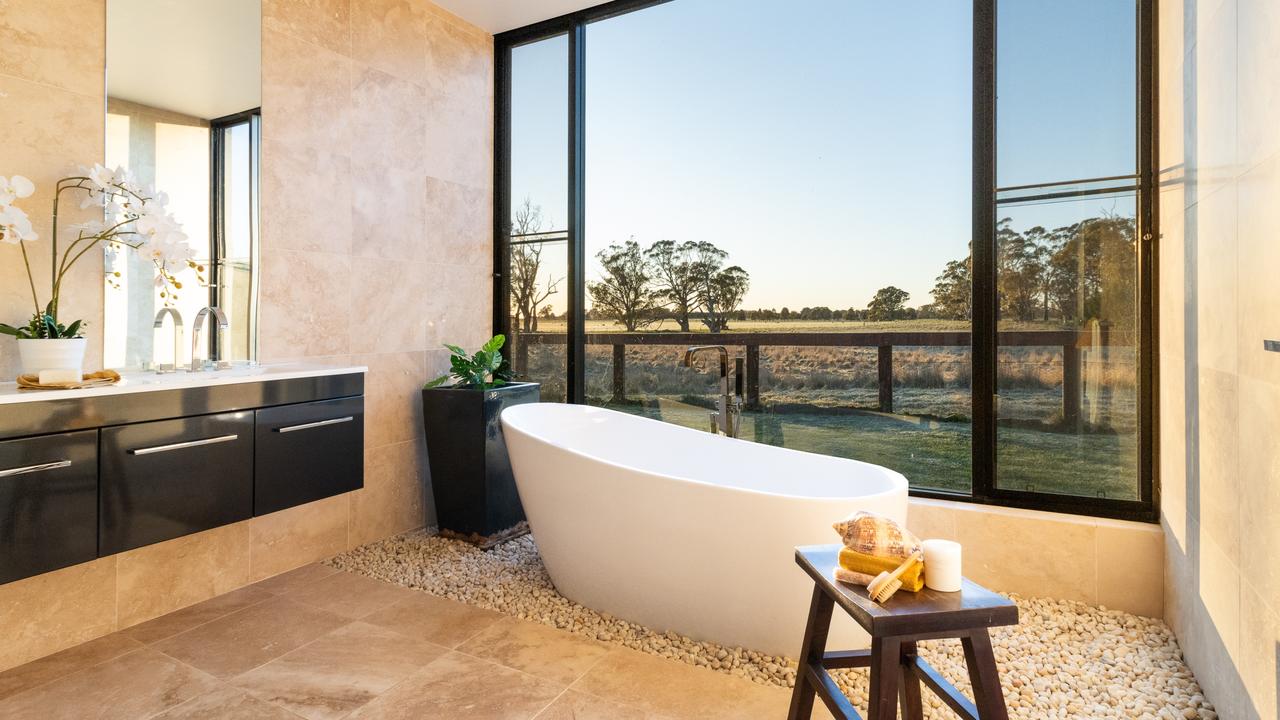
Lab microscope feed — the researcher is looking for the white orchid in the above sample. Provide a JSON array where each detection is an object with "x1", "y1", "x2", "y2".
[
  {"x1": 85, "y1": 163, "x2": 129, "y2": 191},
  {"x1": 3, "y1": 166, "x2": 200, "y2": 333},
  {"x1": 0, "y1": 175, "x2": 35, "y2": 207},
  {"x1": 0, "y1": 204, "x2": 37, "y2": 243}
]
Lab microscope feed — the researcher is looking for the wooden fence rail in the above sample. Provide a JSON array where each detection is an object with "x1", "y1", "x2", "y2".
[{"x1": 513, "y1": 330, "x2": 1113, "y2": 424}]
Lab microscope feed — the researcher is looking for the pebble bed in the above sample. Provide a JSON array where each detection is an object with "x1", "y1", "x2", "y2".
[{"x1": 328, "y1": 531, "x2": 1214, "y2": 720}]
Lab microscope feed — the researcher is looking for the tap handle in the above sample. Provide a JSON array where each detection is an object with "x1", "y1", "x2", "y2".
[{"x1": 734, "y1": 357, "x2": 744, "y2": 398}]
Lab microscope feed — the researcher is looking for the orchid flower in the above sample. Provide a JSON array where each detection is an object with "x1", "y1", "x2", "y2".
[
  {"x1": 0, "y1": 175, "x2": 35, "y2": 207},
  {"x1": 0, "y1": 204, "x2": 37, "y2": 243}
]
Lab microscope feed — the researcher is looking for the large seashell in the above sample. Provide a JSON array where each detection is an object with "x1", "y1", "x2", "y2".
[{"x1": 832, "y1": 511, "x2": 922, "y2": 559}]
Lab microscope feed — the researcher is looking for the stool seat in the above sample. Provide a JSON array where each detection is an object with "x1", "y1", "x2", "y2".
[{"x1": 788, "y1": 544, "x2": 1019, "y2": 720}]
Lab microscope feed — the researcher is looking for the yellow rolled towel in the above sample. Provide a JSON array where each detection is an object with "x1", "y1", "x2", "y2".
[{"x1": 839, "y1": 547, "x2": 925, "y2": 592}]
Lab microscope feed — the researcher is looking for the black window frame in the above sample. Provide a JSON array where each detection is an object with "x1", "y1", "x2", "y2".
[{"x1": 493, "y1": 0, "x2": 1159, "y2": 523}]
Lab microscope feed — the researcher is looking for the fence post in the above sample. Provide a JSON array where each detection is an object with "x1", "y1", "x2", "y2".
[
  {"x1": 611, "y1": 344, "x2": 626, "y2": 404},
  {"x1": 878, "y1": 345, "x2": 893, "y2": 413},
  {"x1": 745, "y1": 345, "x2": 760, "y2": 410},
  {"x1": 1062, "y1": 343, "x2": 1080, "y2": 427},
  {"x1": 516, "y1": 335, "x2": 529, "y2": 375}
]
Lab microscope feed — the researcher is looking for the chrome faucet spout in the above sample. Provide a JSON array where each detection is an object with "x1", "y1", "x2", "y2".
[
  {"x1": 679, "y1": 345, "x2": 741, "y2": 437},
  {"x1": 190, "y1": 306, "x2": 231, "y2": 372},
  {"x1": 151, "y1": 308, "x2": 184, "y2": 374}
]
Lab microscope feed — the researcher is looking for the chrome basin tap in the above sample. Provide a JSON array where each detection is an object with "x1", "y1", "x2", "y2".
[
  {"x1": 190, "y1": 306, "x2": 231, "y2": 372},
  {"x1": 151, "y1": 307, "x2": 183, "y2": 374},
  {"x1": 680, "y1": 345, "x2": 743, "y2": 437}
]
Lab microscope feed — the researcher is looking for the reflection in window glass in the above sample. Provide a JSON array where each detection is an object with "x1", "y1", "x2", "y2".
[
  {"x1": 995, "y1": 194, "x2": 1139, "y2": 499},
  {"x1": 509, "y1": 35, "x2": 569, "y2": 401}
]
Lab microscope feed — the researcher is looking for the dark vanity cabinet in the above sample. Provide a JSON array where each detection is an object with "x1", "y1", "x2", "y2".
[
  {"x1": 0, "y1": 370, "x2": 364, "y2": 583},
  {"x1": 0, "y1": 430, "x2": 99, "y2": 584},
  {"x1": 100, "y1": 412, "x2": 255, "y2": 555},
  {"x1": 255, "y1": 397, "x2": 364, "y2": 515}
]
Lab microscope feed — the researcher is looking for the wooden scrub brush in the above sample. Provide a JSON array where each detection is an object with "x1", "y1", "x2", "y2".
[{"x1": 866, "y1": 550, "x2": 922, "y2": 604}]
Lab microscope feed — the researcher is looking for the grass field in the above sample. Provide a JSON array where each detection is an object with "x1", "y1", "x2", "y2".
[{"x1": 512, "y1": 319, "x2": 1140, "y2": 500}]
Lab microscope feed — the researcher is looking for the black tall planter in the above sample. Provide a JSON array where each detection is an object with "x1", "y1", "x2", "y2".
[{"x1": 421, "y1": 382, "x2": 539, "y2": 539}]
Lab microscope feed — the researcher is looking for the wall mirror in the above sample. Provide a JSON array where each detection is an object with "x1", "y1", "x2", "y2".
[{"x1": 103, "y1": 0, "x2": 261, "y2": 370}]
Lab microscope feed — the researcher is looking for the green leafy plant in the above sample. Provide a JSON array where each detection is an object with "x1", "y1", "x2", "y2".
[
  {"x1": 424, "y1": 335, "x2": 513, "y2": 390},
  {"x1": 0, "y1": 302, "x2": 83, "y2": 339}
]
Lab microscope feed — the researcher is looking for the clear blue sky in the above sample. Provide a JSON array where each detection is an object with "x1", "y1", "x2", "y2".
[{"x1": 511, "y1": 0, "x2": 1136, "y2": 313}]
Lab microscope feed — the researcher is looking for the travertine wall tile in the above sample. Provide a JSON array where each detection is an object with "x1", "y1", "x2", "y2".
[
  {"x1": 350, "y1": 440, "x2": 428, "y2": 547},
  {"x1": 1161, "y1": 0, "x2": 1280, "y2": 713},
  {"x1": 0, "y1": 0, "x2": 104, "y2": 96},
  {"x1": 116, "y1": 522, "x2": 252, "y2": 629},
  {"x1": 249, "y1": 494, "x2": 351, "y2": 582},
  {"x1": 263, "y1": 0, "x2": 352, "y2": 56},
  {"x1": 0, "y1": 557, "x2": 117, "y2": 670}
]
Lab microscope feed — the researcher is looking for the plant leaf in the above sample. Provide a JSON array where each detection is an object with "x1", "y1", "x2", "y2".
[
  {"x1": 444, "y1": 344, "x2": 467, "y2": 356},
  {"x1": 482, "y1": 334, "x2": 505, "y2": 353},
  {"x1": 423, "y1": 375, "x2": 451, "y2": 389},
  {"x1": 0, "y1": 323, "x2": 30, "y2": 338},
  {"x1": 63, "y1": 320, "x2": 83, "y2": 338}
]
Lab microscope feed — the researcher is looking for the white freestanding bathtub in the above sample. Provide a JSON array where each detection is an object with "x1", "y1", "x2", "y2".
[{"x1": 500, "y1": 403, "x2": 908, "y2": 657}]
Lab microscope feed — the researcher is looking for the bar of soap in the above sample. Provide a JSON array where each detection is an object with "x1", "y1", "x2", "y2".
[{"x1": 38, "y1": 369, "x2": 81, "y2": 384}]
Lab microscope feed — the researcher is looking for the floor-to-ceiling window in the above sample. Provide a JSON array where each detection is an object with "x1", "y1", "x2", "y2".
[{"x1": 495, "y1": 0, "x2": 1156, "y2": 520}]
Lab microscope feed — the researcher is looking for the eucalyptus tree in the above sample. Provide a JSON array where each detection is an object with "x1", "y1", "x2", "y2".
[
  {"x1": 507, "y1": 198, "x2": 560, "y2": 332},
  {"x1": 587, "y1": 239, "x2": 662, "y2": 331}
]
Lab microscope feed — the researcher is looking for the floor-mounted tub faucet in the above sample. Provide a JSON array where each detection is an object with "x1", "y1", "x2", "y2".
[
  {"x1": 152, "y1": 307, "x2": 183, "y2": 373},
  {"x1": 680, "y1": 345, "x2": 743, "y2": 437},
  {"x1": 190, "y1": 306, "x2": 231, "y2": 372}
]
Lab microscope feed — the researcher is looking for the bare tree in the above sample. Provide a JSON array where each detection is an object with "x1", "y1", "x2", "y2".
[{"x1": 508, "y1": 198, "x2": 560, "y2": 332}]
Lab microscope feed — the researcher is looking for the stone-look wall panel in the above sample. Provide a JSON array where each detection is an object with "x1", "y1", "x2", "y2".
[
  {"x1": 1160, "y1": 0, "x2": 1280, "y2": 716},
  {"x1": 0, "y1": 0, "x2": 493, "y2": 673}
]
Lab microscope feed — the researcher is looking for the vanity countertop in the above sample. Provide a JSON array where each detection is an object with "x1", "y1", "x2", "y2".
[{"x1": 0, "y1": 363, "x2": 368, "y2": 406}]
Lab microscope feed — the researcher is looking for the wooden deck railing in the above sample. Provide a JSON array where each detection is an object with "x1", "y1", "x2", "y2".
[{"x1": 513, "y1": 329, "x2": 1113, "y2": 424}]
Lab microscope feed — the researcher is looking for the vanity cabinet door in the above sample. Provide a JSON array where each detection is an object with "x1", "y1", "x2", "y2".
[
  {"x1": 100, "y1": 412, "x2": 254, "y2": 555},
  {"x1": 0, "y1": 430, "x2": 98, "y2": 585},
  {"x1": 254, "y1": 397, "x2": 364, "y2": 516}
]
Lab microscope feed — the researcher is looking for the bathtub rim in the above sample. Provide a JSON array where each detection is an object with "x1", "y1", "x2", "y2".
[{"x1": 500, "y1": 402, "x2": 908, "y2": 504}]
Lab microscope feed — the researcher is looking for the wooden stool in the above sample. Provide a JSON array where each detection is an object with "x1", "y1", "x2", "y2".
[{"x1": 787, "y1": 545, "x2": 1018, "y2": 720}]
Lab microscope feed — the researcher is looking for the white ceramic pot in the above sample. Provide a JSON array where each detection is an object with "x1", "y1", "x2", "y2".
[{"x1": 16, "y1": 338, "x2": 87, "y2": 376}]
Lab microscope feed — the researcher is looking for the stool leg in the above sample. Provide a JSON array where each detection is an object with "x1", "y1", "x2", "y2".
[
  {"x1": 961, "y1": 629, "x2": 1008, "y2": 720},
  {"x1": 897, "y1": 640, "x2": 924, "y2": 720},
  {"x1": 787, "y1": 585, "x2": 835, "y2": 720},
  {"x1": 868, "y1": 636, "x2": 901, "y2": 720}
]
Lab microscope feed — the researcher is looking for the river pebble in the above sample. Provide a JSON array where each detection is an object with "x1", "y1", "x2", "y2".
[{"x1": 328, "y1": 530, "x2": 1212, "y2": 720}]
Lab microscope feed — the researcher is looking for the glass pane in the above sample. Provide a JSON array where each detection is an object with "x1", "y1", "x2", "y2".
[
  {"x1": 994, "y1": 194, "x2": 1140, "y2": 499},
  {"x1": 996, "y1": 1, "x2": 1137, "y2": 187},
  {"x1": 510, "y1": 34, "x2": 569, "y2": 401},
  {"x1": 216, "y1": 118, "x2": 258, "y2": 362},
  {"x1": 583, "y1": 0, "x2": 972, "y2": 493}
]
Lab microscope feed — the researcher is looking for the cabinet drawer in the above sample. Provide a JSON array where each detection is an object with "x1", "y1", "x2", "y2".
[
  {"x1": 0, "y1": 430, "x2": 98, "y2": 584},
  {"x1": 255, "y1": 397, "x2": 363, "y2": 515},
  {"x1": 100, "y1": 412, "x2": 254, "y2": 555}
]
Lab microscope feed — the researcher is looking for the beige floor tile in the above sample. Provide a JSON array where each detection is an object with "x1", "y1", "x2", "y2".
[
  {"x1": 283, "y1": 570, "x2": 418, "y2": 619},
  {"x1": 0, "y1": 632, "x2": 143, "y2": 701},
  {"x1": 533, "y1": 689, "x2": 667, "y2": 719},
  {"x1": 154, "y1": 598, "x2": 348, "y2": 680},
  {"x1": 363, "y1": 592, "x2": 503, "y2": 648},
  {"x1": 123, "y1": 585, "x2": 276, "y2": 645},
  {"x1": 252, "y1": 563, "x2": 340, "y2": 595},
  {"x1": 0, "y1": 648, "x2": 220, "y2": 720},
  {"x1": 347, "y1": 651, "x2": 564, "y2": 720},
  {"x1": 571, "y1": 647, "x2": 791, "y2": 720},
  {"x1": 232, "y1": 621, "x2": 448, "y2": 720},
  {"x1": 458, "y1": 616, "x2": 611, "y2": 686},
  {"x1": 152, "y1": 685, "x2": 305, "y2": 719}
]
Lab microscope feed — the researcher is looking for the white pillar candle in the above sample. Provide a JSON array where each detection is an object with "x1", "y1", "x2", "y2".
[{"x1": 923, "y1": 539, "x2": 962, "y2": 592}]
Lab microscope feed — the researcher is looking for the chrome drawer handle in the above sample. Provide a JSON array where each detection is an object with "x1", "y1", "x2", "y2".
[
  {"x1": 129, "y1": 434, "x2": 239, "y2": 456},
  {"x1": 0, "y1": 460, "x2": 72, "y2": 478},
  {"x1": 274, "y1": 416, "x2": 354, "y2": 434}
]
